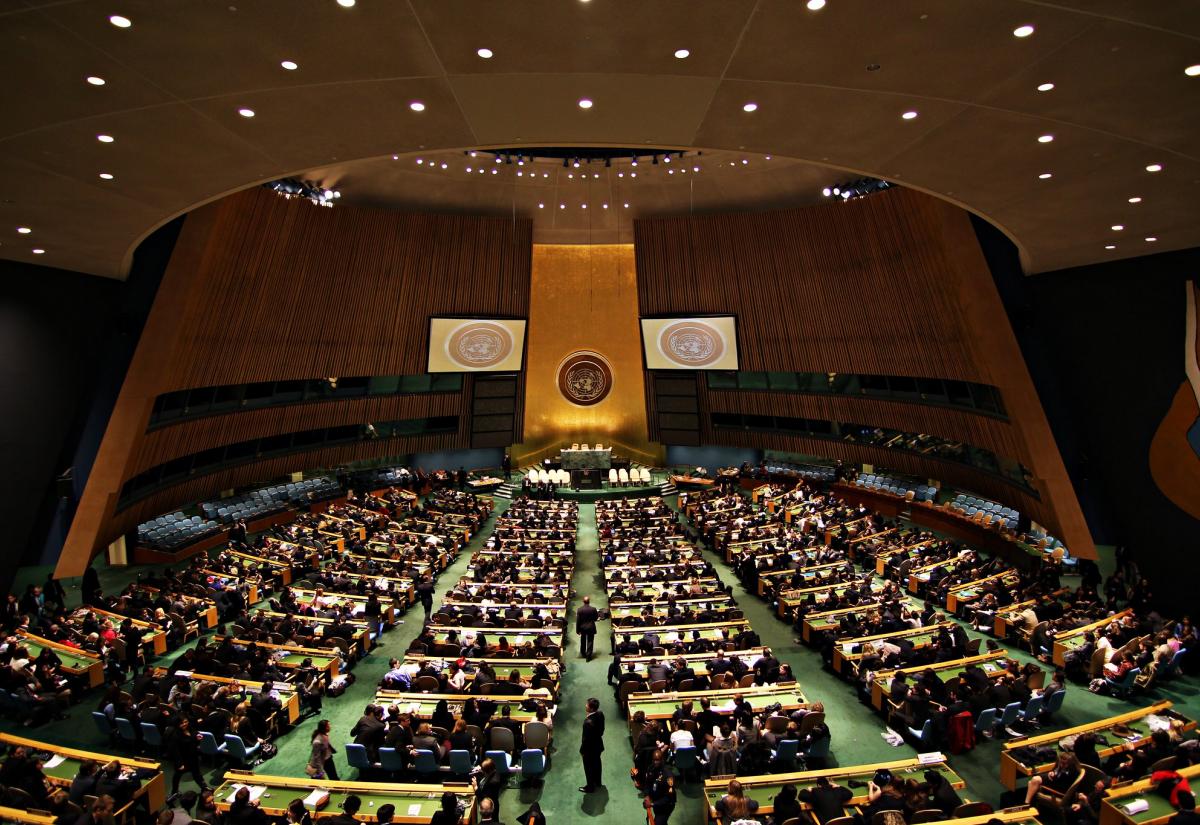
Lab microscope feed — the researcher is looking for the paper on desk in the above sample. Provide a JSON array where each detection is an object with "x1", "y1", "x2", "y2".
[
  {"x1": 303, "y1": 789, "x2": 328, "y2": 807},
  {"x1": 229, "y1": 784, "x2": 268, "y2": 802},
  {"x1": 1122, "y1": 800, "x2": 1150, "y2": 815},
  {"x1": 408, "y1": 804, "x2": 423, "y2": 816},
  {"x1": 43, "y1": 755, "x2": 66, "y2": 769},
  {"x1": 917, "y1": 752, "x2": 945, "y2": 764}
]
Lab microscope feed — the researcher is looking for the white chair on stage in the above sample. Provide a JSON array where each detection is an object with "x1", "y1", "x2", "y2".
[
  {"x1": 539, "y1": 469, "x2": 550, "y2": 484},
  {"x1": 608, "y1": 468, "x2": 619, "y2": 487},
  {"x1": 558, "y1": 469, "x2": 570, "y2": 485},
  {"x1": 618, "y1": 468, "x2": 630, "y2": 484},
  {"x1": 571, "y1": 443, "x2": 580, "y2": 450},
  {"x1": 580, "y1": 443, "x2": 590, "y2": 451},
  {"x1": 639, "y1": 467, "x2": 652, "y2": 484},
  {"x1": 594, "y1": 443, "x2": 603, "y2": 450},
  {"x1": 527, "y1": 469, "x2": 539, "y2": 484}
]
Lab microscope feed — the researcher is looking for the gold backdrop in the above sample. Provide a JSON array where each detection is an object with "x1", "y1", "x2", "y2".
[{"x1": 514, "y1": 244, "x2": 662, "y2": 466}]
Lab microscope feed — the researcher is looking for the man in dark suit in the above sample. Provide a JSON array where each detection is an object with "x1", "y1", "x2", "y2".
[
  {"x1": 799, "y1": 776, "x2": 853, "y2": 825},
  {"x1": 351, "y1": 705, "x2": 386, "y2": 758},
  {"x1": 579, "y1": 697, "x2": 605, "y2": 793},
  {"x1": 576, "y1": 596, "x2": 599, "y2": 661}
]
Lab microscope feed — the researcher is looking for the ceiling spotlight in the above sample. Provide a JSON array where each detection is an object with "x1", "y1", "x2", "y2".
[
  {"x1": 578, "y1": 98, "x2": 593, "y2": 109},
  {"x1": 86, "y1": 76, "x2": 106, "y2": 86},
  {"x1": 668, "y1": 169, "x2": 674, "y2": 174},
  {"x1": 630, "y1": 172, "x2": 636, "y2": 177},
  {"x1": 806, "y1": 0, "x2": 826, "y2": 8},
  {"x1": 538, "y1": 203, "x2": 544, "y2": 209},
  {"x1": 409, "y1": 101, "x2": 426, "y2": 112},
  {"x1": 1038, "y1": 173, "x2": 1052, "y2": 179},
  {"x1": 1111, "y1": 225, "x2": 1124, "y2": 231},
  {"x1": 17, "y1": 227, "x2": 31, "y2": 234},
  {"x1": 99, "y1": 172, "x2": 114, "y2": 180},
  {"x1": 603, "y1": 203, "x2": 609, "y2": 209},
  {"x1": 581, "y1": 204, "x2": 587, "y2": 209},
  {"x1": 741, "y1": 158, "x2": 748, "y2": 164},
  {"x1": 281, "y1": 60, "x2": 299, "y2": 71},
  {"x1": 495, "y1": 156, "x2": 503, "y2": 163},
  {"x1": 97, "y1": 134, "x2": 114, "y2": 143},
  {"x1": 392, "y1": 155, "x2": 399, "y2": 160},
  {"x1": 560, "y1": 204, "x2": 566, "y2": 209},
  {"x1": 822, "y1": 188, "x2": 831, "y2": 197},
  {"x1": 573, "y1": 160, "x2": 580, "y2": 168},
  {"x1": 693, "y1": 165, "x2": 699, "y2": 172},
  {"x1": 440, "y1": 162, "x2": 447, "y2": 169},
  {"x1": 1037, "y1": 134, "x2": 1054, "y2": 143},
  {"x1": 1128, "y1": 197, "x2": 1142, "y2": 204},
  {"x1": 1037, "y1": 82, "x2": 1054, "y2": 92},
  {"x1": 832, "y1": 187, "x2": 840, "y2": 196},
  {"x1": 742, "y1": 102, "x2": 758, "y2": 112},
  {"x1": 238, "y1": 108, "x2": 255, "y2": 118},
  {"x1": 477, "y1": 48, "x2": 494, "y2": 59},
  {"x1": 1105, "y1": 245, "x2": 1116, "y2": 250},
  {"x1": 1185, "y1": 64, "x2": 1200, "y2": 77},
  {"x1": 1146, "y1": 236, "x2": 1158, "y2": 242},
  {"x1": 1013, "y1": 24, "x2": 1035, "y2": 38},
  {"x1": 901, "y1": 110, "x2": 918, "y2": 120},
  {"x1": 336, "y1": 0, "x2": 355, "y2": 7},
  {"x1": 618, "y1": 172, "x2": 624, "y2": 178},
  {"x1": 32, "y1": 248, "x2": 45, "y2": 255},
  {"x1": 1146, "y1": 163, "x2": 1163, "y2": 172},
  {"x1": 491, "y1": 169, "x2": 497, "y2": 174},
  {"x1": 623, "y1": 203, "x2": 629, "y2": 208},
  {"x1": 416, "y1": 158, "x2": 423, "y2": 164},
  {"x1": 674, "y1": 49, "x2": 690, "y2": 59},
  {"x1": 466, "y1": 167, "x2": 473, "y2": 173},
  {"x1": 108, "y1": 14, "x2": 132, "y2": 28}
]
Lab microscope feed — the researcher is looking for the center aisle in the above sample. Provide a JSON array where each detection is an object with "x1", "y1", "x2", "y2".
[{"x1": 521, "y1": 503, "x2": 647, "y2": 820}]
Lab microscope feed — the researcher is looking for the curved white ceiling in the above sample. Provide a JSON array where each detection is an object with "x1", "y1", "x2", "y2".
[{"x1": 1, "y1": 0, "x2": 1198, "y2": 278}]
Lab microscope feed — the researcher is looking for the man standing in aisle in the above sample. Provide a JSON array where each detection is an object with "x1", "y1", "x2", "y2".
[
  {"x1": 576, "y1": 595, "x2": 599, "y2": 661},
  {"x1": 579, "y1": 697, "x2": 605, "y2": 793}
]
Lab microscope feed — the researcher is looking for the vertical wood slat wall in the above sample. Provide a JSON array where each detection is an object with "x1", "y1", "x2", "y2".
[
  {"x1": 64, "y1": 188, "x2": 532, "y2": 568},
  {"x1": 634, "y1": 188, "x2": 1086, "y2": 547}
]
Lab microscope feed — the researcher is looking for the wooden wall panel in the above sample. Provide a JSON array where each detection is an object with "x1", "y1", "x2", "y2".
[
  {"x1": 60, "y1": 189, "x2": 532, "y2": 575},
  {"x1": 635, "y1": 187, "x2": 1094, "y2": 557}
]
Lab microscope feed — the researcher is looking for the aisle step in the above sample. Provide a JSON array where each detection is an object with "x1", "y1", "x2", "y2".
[{"x1": 493, "y1": 483, "x2": 514, "y2": 500}]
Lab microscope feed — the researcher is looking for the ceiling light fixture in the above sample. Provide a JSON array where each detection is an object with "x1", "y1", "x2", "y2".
[
  {"x1": 99, "y1": 172, "x2": 114, "y2": 180},
  {"x1": 1038, "y1": 173, "x2": 1052, "y2": 179},
  {"x1": 281, "y1": 60, "x2": 298, "y2": 70},
  {"x1": 440, "y1": 162, "x2": 447, "y2": 169},
  {"x1": 1145, "y1": 163, "x2": 1163, "y2": 172},
  {"x1": 1013, "y1": 24, "x2": 1035, "y2": 37},
  {"x1": 1105, "y1": 245, "x2": 1116, "y2": 250},
  {"x1": 32, "y1": 249, "x2": 45, "y2": 255},
  {"x1": 603, "y1": 203, "x2": 608, "y2": 209},
  {"x1": 806, "y1": 0, "x2": 826, "y2": 8},
  {"x1": 1037, "y1": 134, "x2": 1054, "y2": 143},
  {"x1": 578, "y1": 98, "x2": 593, "y2": 109},
  {"x1": 1037, "y1": 82, "x2": 1054, "y2": 91},
  {"x1": 86, "y1": 76, "x2": 106, "y2": 86},
  {"x1": 17, "y1": 227, "x2": 31, "y2": 234},
  {"x1": 336, "y1": 0, "x2": 355, "y2": 7},
  {"x1": 1111, "y1": 225, "x2": 1124, "y2": 231},
  {"x1": 238, "y1": 108, "x2": 255, "y2": 118},
  {"x1": 477, "y1": 48, "x2": 494, "y2": 59},
  {"x1": 409, "y1": 101, "x2": 426, "y2": 112},
  {"x1": 1128, "y1": 197, "x2": 1142, "y2": 204},
  {"x1": 674, "y1": 49, "x2": 689, "y2": 59},
  {"x1": 538, "y1": 203, "x2": 544, "y2": 209},
  {"x1": 108, "y1": 14, "x2": 132, "y2": 28},
  {"x1": 623, "y1": 203, "x2": 629, "y2": 208},
  {"x1": 1145, "y1": 236, "x2": 1158, "y2": 242},
  {"x1": 1185, "y1": 64, "x2": 1200, "y2": 77},
  {"x1": 742, "y1": 102, "x2": 758, "y2": 112},
  {"x1": 97, "y1": 134, "x2": 114, "y2": 143},
  {"x1": 901, "y1": 110, "x2": 918, "y2": 120}
]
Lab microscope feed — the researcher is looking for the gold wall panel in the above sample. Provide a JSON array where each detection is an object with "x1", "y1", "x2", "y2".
[{"x1": 515, "y1": 244, "x2": 661, "y2": 465}]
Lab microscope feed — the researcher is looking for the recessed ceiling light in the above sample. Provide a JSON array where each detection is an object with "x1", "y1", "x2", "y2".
[
  {"x1": 1111, "y1": 225, "x2": 1124, "y2": 231},
  {"x1": 1145, "y1": 236, "x2": 1158, "y2": 242},
  {"x1": 560, "y1": 204, "x2": 566, "y2": 209},
  {"x1": 1038, "y1": 173, "x2": 1052, "y2": 179},
  {"x1": 466, "y1": 167, "x2": 473, "y2": 173},
  {"x1": 578, "y1": 98, "x2": 593, "y2": 109},
  {"x1": 477, "y1": 48, "x2": 494, "y2": 59},
  {"x1": 581, "y1": 204, "x2": 587, "y2": 208},
  {"x1": 806, "y1": 0, "x2": 826, "y2": 9},
  {"x1": 538, "y1": 203, "x2": 544, "y2": 209},
  {"x1": 409, "y1": 101, "x2": 426, "y2": 112},
  {"x1": 237, "y1": 108, "x2": 255, "y2": 118},
  {"x1": 108, "y1": 14, "x2": 132, "y2": 28},
  {"x1": 901, "y1": 110, "x2": 918, "y2": 120},
  {"x1": 17, "y1": 227, "x2": 31, "y2": 234},
  {"x1": 86, "y1": 76, "x2": 106, "y2": 86},
  {"x1": 1128, "y1": 197, "x2": 1142, "y2": 204},
  {"x1": 1104, "y1": 245, "x2": 1116, "y2": 250},
  {"x1": 1013, "y1": 24, "x2": 1035, "y2": 38},
  {"x1": 1037, "y1": 134, "x2": 1053, "y2": 143},
  {"x1": 99, "y1": 172, "x2": 114, "y2": 180},
  {"x1": 743, "y1": 102, "x2": 758, "y2": 112},
  {"x1": 336, "y1": 0, "x2": 355, "y2": 7},
  {"x1": 97, "y1": 134, "x2": 114, "y2": 143},
  {"x1": 674, "y1": 49, "x2": 689, "y2": 59},
  {"x1": 416, "y1": 158, "x2": 423, "y2": 164},
  {"x1": 623, "y1": 203, "x2": 629, "y2": 208},
  {"x1": 1037, "y1": 82, "x2": 1054, "y2": 92},
  {"x1": 32, "y1": 248, "x2": 45, "y2": 254},
  {"x1": 1185, "y1": 65, "x2": 1200, "y2": 77},
  {"x1": 280, "y1": 60, "x2": 298, "y2": 71},
  {"x1": 1145, "y1": 163, "x2": 1162, "y2": 172}
]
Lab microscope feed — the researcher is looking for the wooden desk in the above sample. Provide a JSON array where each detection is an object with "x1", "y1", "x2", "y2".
[
  {"x1": 214, "y1": 772, "x2": 476, "y2": 823},
  {"x1": 400, "y1": 655, "x2": 561, "y2": 690},
  {"x1": 617, "y1": 648, "x2": 768, "y2": 679},
  {"x1": 870, "y1": 651, "x2": 1010, "y2": 710},
  {"x1": 212, "y1": 636, "x2": 340, "y2": 679},
  {"x1": 607, "y1": 619, "x2": 751, "y2": 644},
  {"x1": 627, "y1": 683, "x2": 807, "y2": 720},
  {"x1": 153, "y1": 668, "x2": 301, "y2": 725},
  {"x1": 15, "y1": 630, "x2": 104, "y2": 687},
  {"x1": 374, "y1": 690, "x2": 552, "y2": 723},
  {"x1": 703, "y1": 756, "x2": 964, "y2": 820},
  {"x1": 999, "y1": 701, "x2": 1194, "y2": 790},
  {"x1": 0, "y1": 808, "x2": 55, "y2": 824},
  {"x1": 71, "y1": 607, "x2": 168, "y2": 655},
  {"x1": 288, "y1": 588, "x2": 398, "y2": 627},
  {"x1": 0, "y1": 731, "x2": 166, "y2": 813},
  {"x1": 200, "y1": 569, "x2": 261, "y2": 607},
  {"x1": 229, "y1": 549, "x2": 295, "y2": 585},
  {"x1": 1098, "y1": 763, "x2": 1200, "y2": 825},
  {"x1": 1053, "y1": 609, "x2": 1134, "y2": 666},
  {"x1": 830, "y1": 622, "x2": 955, "y2": 676},
  {"x1": 799, "y1": 597, "x2": 922, "y2": 644},
  {"x1": 946, "y1": 570, "x2": 1021, "y2": 613},
  {"x1": 251, "y1": 609, "x2": 375, "y2": 654},
  {"x1": 130, "y1": 583, "x2": 219, "y2": 628}
]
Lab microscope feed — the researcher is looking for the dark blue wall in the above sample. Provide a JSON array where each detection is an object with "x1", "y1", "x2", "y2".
[{"x1": 666, "y1": 445, "x2": 761, "y2": 474}]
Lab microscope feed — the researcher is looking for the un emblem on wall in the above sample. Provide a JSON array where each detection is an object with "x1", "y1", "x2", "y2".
[
  {"x1": 556, "y1": 351, "x2": 613, "y2": 406},
  {"x1": 659, "y1": 320, "x2": 725, "y2": 367},
  {"x1": 446, "y1": 321, "x2": 514, "y2": 369}
]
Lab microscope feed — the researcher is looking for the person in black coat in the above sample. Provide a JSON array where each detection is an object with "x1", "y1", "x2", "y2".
[
  {"x1": 579, "y1": 697, "x2": 605, "y2": 793},
  {"x1": 799, "y1": 777, "x2": 852, "y2": 825},
  {"x1": 576, "y1": 596, "x2": 599, "y2": 660}
]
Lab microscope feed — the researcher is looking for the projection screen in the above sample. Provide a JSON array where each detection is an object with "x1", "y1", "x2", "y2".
[
  {"x1": 640, "y1": 316, "x2": 740, "y2": 370},
  {"x1": 427, "y1": 317, "x2": 527, "y2": 373}
]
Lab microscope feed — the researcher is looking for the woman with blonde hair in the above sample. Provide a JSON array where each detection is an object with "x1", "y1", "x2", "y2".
[{"x1": 715, "y1": 779, "x2": 759, "y2": 820}]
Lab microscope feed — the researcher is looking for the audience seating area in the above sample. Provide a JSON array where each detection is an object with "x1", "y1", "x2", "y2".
[
  {"x1": 948, "y1": 493, "x2": 1020, "y2": 531},
  {"x1": 854, "y1": 473, "x2": 937, "y2": 502},
  {"x1": 136, "y1": 511, "x2": 222, "y2": 551},
  {"x1": 201, "y1": 476, "x2": 341, "y2": 524}
]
